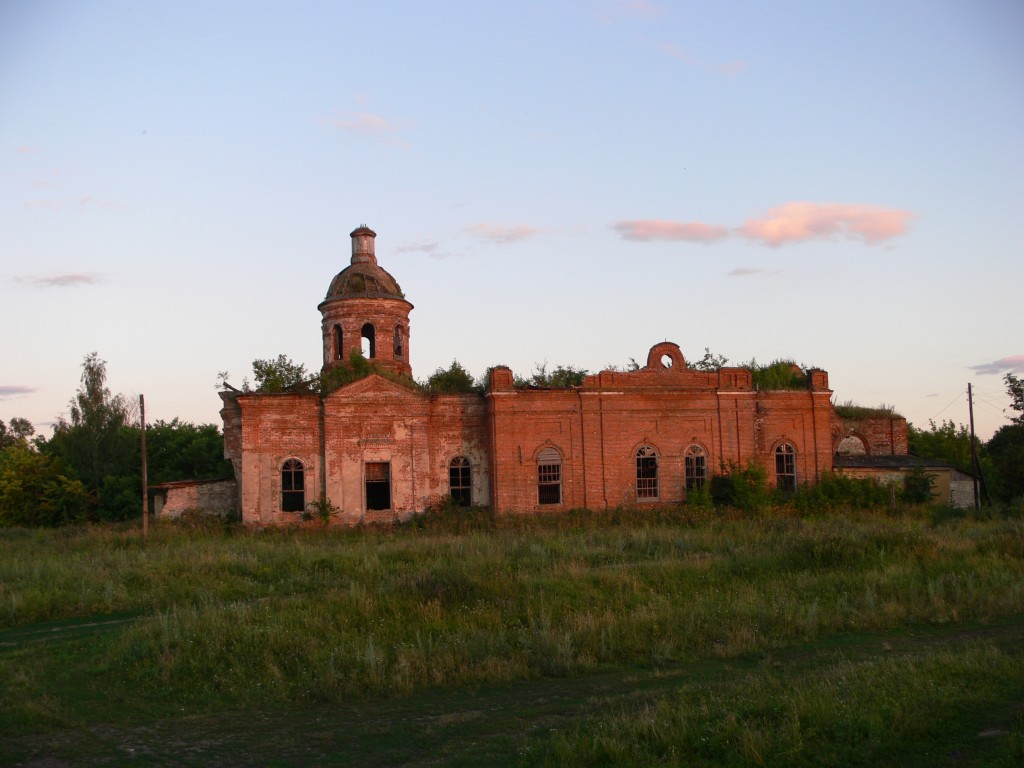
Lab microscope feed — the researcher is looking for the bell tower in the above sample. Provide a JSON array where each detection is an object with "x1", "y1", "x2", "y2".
[{"x1": 318, "y1": 226, "x2": 414, "y2": 378}]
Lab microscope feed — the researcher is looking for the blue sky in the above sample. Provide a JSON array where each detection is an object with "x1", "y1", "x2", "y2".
[{"x1": 1, "y1": 0, "x2": 1021, "y2": 440}]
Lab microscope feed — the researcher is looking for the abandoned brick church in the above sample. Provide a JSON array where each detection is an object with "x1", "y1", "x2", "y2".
[{"x1": 218, "y1": 226, "x2": 908, "y2": 524}]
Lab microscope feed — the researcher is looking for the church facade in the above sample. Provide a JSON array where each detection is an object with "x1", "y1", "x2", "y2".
[{"x1": 220, "y1": 226, "x2": 908, "y2": 525}]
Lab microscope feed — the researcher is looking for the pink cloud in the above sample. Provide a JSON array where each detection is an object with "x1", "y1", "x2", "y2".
[
  {"x1": 728, "y1": 267, "x2": 781, "y2": 277},
  {"x1": 326, "y1": 111, "x2": 408, "y2": 146},
  {"x1": 16, "y1": 146, "x2": 38, "y2": 154},
  {"x1": 15, "y1": 273, "x2": 101, "y2": 288},
  {"x1": 717, "y1": 60, "x2": 747, "y2": 76},
  {"x1": 612, "y1": 220, "x2": 729, "y2": 243},
  {"x1": 395, "y1": 238, "x2": 451, "y2": 258},
  {"x1": 465, "y1": 223, "x2": 543, "y2": 244},
  {"x1": 621, "y1": 0, "x2": 661, "y2": 16},
  {"x1": 969, "y1": 355, "x2": 1024, "y2": 375},
  {"x1": 739, "y1": 202, "x2": 911, "y2": 246},
  {"x1": 658, "y1": 43, "x2": 690, "y2": 61}
]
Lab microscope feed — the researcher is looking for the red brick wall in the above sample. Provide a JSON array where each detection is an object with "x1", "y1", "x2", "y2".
[
  {"x1": 228, "y1": 354, "x2": 908, "y2": 522},
  {"x1": 831, "y1": 415, "x2": 909, "y2": 456},
  {"x1": 236, "y1": 392, "x2": 322, "y2": 525},
  {"x1": 486, "y1": 354, "x2": 837, "y2": 512}
]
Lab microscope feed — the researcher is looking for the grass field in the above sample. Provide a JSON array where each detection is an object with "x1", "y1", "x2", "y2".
[{"x1": 1, "y1": 505, "x2": 1023, "y2": 766}]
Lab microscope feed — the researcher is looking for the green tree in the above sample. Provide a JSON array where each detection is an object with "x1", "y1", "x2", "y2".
[
  {"x1": 318, "y1": 350, "x2": 377, "y2": 393},
  {"x1": 146, "y1": 419, "x2": 233, "y2": 485},
  {"x1": 41, "y1": 353, "x2": 134, "y2": 518},
  {"x1": 907, "y1": 420, "x2": 978, "y2": 474},
  {"x1": 986, "y1": 423, "x2": 1024, "y2": 502},
  {"x1": 688, "y1": 347, "x2": 729, "y2": 371},
  {"x1": 0, "y1": 444, "x2": 90, "y2": 527},
  {"x1": 0, "y1": 417, "x2": 35, "y2": 449},
  {"x1": 426, "y1": 360, "x2": 478, "y2": 394},
  {"x1": 1005, "y1": 372, "x2": 1024, "y2": 425},
  {"x1": 986, "y1": 373, "x2": 1024, "y2": 502},
  {"x1": 522, "y1": 361, "x2": 588, "y2": 388},
  {"x1": 248, "y1": 355, "x2": 311, "y2": 393}
]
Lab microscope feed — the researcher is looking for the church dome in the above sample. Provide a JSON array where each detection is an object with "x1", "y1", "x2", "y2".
[
  {"x1": 325, "y1": 262, "x2": 405, "y2": 300},
  {"x1": 323, "y1": 226, "x2": 406, "y2": 301}
]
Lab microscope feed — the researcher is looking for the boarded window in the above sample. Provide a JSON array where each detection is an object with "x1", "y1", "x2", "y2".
[
  {"x1": 684, "y1": 445, "x2": 707, "y2": 491},
  {"x1": 449, "y1": 456, "x2": 471, "y2": 507},
  {"x1": 394, "y1": 325, "x2": 404, "y2": 358},
  {"x1": 636, "y1": 446, "x2": 658, "y2": 499},
  {"x1": 365, "y1": 461, "x2": 391, "y2": 510},
  {"x1": 281, "y1": 458, "x2": 305, "y2": 512},
  {"x1": 537, "y1": 447, "x2": 562, "y2": 505},
  {"x1": 775, "y1": 443, "x2": 797, "y2": 491}
]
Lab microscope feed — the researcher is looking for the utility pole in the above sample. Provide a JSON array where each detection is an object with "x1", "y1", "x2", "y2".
[
  {"x1": 140, "y1": 394, "x2": 149, "y2": 539},
  {"x1": 967, "y1": 383, "x2": 979, "y2": 511}
]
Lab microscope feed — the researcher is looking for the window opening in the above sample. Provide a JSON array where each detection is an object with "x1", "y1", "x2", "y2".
[
  {"x1": 775, "y1": 443, "x2": 797, "y2": 491},
  {"x1": 537, "y1": 447, "x2": 562, "y2": 505},
  {"x1": 365, "y1": 461, "x2": 391, "y2": 510},
  {"x1": 333, "y1": 325, "x2": 343, "y2": 360},
  {"x1": 394, "y1": 325, "x2": 404, "y2": 358},
  {"x1": 281, "y1": 459, "x2": 305, "y2": 512},
  {"x1": 449, "y1": 456, "x2": 471, "y2": 507},
  {"x1": 836, "y1": 435, "x2": 867, "y2": 456},
  {"x1": 361, "y1": 323, "x2": 376, "y2": 359},
  {"x1": 636, "y1": 446, "x2": 659, "y2": 499},
  {"x1": 684, "y1": 445, "x2": 707, "y2": 491},
  {"x1": 660, "y1": 354, "x2": 673, "y2": 368}
]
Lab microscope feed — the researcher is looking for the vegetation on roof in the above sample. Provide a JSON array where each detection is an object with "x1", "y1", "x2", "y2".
[
  {"x1": 745, "y1": 359, "x2": 808, "y2": 391},
  {"x1": 425, "y1": 360, "x2": 478, "y2": 394},
  {"x1": 834, "y1": 401, "x2": 902, "y2": 420},
  {"x1": 515, "y1": 362, "x2": 589, "y2": 389}
]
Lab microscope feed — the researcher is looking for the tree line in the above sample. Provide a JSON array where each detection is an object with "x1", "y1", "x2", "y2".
[
  {"x1": 0, "y1": 353, "x2": 231, "y2": 527},
  {"x1": 907, "y1": 373, "x2": 1024, "y2": 504}
]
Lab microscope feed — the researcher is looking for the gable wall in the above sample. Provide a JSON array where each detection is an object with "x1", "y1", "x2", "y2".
[{"x1": 323, "y1": 381, "x2": 489, "y2": 523}]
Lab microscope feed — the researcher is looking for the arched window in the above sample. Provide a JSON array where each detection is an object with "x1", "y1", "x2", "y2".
[
  {"x1": 361, "y1": 323, "x2": 376, "y2": 359},
  {"x1": 836, "y1": 435, "x2": 867, "y2": 456},
  {"x1": 394, "y1": 325, "x2": 404, "y2": 358},
  {"x1": 636, "y1": 446, "x2": 658, "y2": 499},
  {"x1": 775, "y1": 443, "x2": 797, "y2": 491},
  {"x1": 537, "y1": 447, "x2": 562, "y2": 505},
  {"x1": 281, "y1": 459, "x2": 305, "y2": 512},
  {"x1": 449, "y1": 456, "x2": 471, "y2": 507},
  {"x1": 333, "y1": 325, "x2": 343, "y2": 361},
  {"x1": 684, "y1": 445, "x2": 707, "y2": 491}
]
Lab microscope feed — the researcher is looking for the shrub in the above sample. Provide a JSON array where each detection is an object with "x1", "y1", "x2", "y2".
[
  {"x1": 710, "y1": 462, "x2": 771, "y2": 512},
  {"x1": 792, "y1": 471, "x2": 892, "y2": 513},
  {"x1": 902, "y1": 466, "x2": 937, "y2": 504},
  {"x1": 425, "y1": 360, "x2": 478, "y2": 394}
]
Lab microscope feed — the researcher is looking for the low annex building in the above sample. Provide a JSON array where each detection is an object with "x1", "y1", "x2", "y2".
[{"x1": 220, "y1": 226, "x2": 909, "y2": 524}]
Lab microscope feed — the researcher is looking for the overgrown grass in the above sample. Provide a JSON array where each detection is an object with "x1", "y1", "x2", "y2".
[
  {"x1": 535, "y1": 639, "x2": 1024, "y2": 767},
  {"x1": 833, "y1": 399, "x2": 902, "y2": 420},
  {"x1": 2, "y1": 506, "x2": 1023, "y2": 764}
]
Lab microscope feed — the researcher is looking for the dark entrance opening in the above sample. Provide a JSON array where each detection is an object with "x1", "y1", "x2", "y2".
[{"x1": 365, "y1": 462, "x2": 391, "y2": 510}]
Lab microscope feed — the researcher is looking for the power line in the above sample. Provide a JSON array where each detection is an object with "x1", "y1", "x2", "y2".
[{"x1": 929, "y1": 389, "x2": 966, "y2": 422}]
